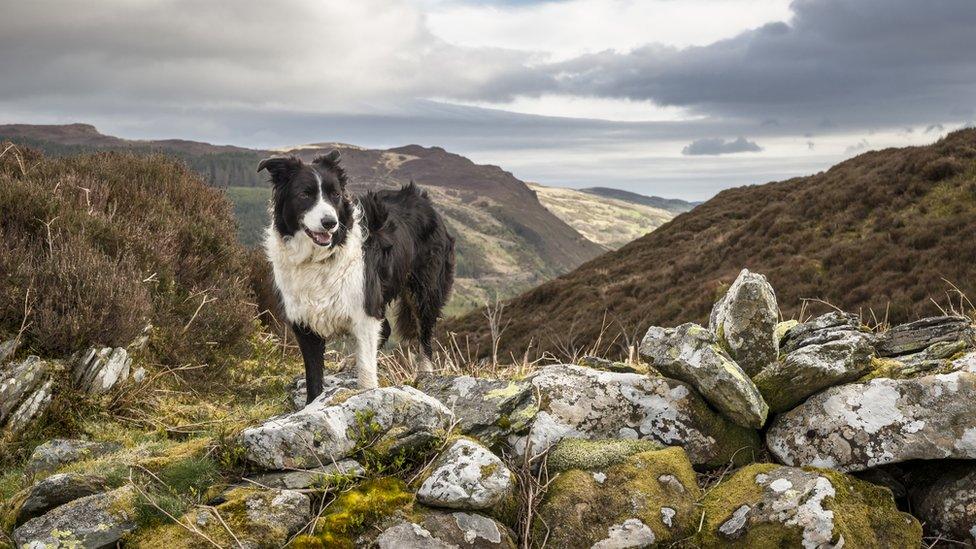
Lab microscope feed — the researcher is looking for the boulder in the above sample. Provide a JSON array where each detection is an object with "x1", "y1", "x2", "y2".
[
  {"x1": 72, "y1": 346, "x2": 131, "y2": 394},
  {"x1": 4, "y1": 378, "x2": 54, "y2": 437},
  {"x1": 373, "y1": 510, "x2": 517, "y2": 548},
  {"x1": 13, "y1": 485, "x2": 139, "y2": 549},
  {"x1": 875, "y1": 316, "x2": 975, "y2": 357},
  {"x1": 546, "y1": 438, "x2": 663, "y2": 474},
  {"x1": 25, "y1": 438, "x2": 123, "y2": 475},
  {"x1": 641, "y1": 323, "x2": 768, "y2": 428},
  {"x1": 709, "y1": 268, "x2": 780, "y2": 376},
  {"x1": 289, "y1": 371, "x2": 359, "y2": 410},
  {"x1": 417, "y1": 438, "x2": 514, "y2": 511},
  {"x1": 14, "y1": 473, "x2": 109, "y2": 525},
  {"x1": 532, "y1": 447, "x2": 701, "y2": 547},
  {"x1": 417, "y1": 374, "x2": 537, "y2": 446},
  {"x1": 239, "y1": 385, "x2": 453, "y2": 469},
  {"x1": 753, "y1": 322, "x2": 875, "y2": 412},
  {"x1": 767, "y1": 370, "x2": 976, "y2": 472},
  {"x1": 909, "y1": 462, "x2": 976, "y2": 545},
  {"x1": 512, "y1": 364, "x2": 760, "y2": 467},
  {"x1": 698, "y1": 464, "x2": 921, "y2": 548},
  {"x1": 130, "y1": 487, "x2": 311, "y2": 548},
  {"x1": 245, "y1": 458, "x2": 365, "y2": 490},
  {"x1": 0, "y1": 356, "x2": 51, "y2": 425}
]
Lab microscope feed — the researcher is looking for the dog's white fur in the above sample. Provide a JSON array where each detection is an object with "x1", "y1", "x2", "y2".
[{"x1": 264, "y1": 204, "x2": 381, "y2": 389}]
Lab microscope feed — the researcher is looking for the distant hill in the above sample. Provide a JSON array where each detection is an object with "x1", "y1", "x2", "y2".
[
  {"x1": 0, "y1": 124, "x2": 608, "y2": 314},
  {"x1": 580, "y1": 186, "x2": 697, "y2": 213},
  {"x1": 528, "y1": 184, "x2": 675, "y2": 250},
  {"x1": 442, "y1": 129, "x2": 976, "y2": 359}
]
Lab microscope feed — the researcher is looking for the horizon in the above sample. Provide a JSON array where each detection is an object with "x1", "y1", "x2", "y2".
[{"x1": 2, "y1": 0, "x2": 974, "y2": 200}]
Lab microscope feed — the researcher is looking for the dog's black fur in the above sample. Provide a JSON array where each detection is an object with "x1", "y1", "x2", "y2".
[{"x1": 259, "y1": 151, "x2": 455, "y2": 402}]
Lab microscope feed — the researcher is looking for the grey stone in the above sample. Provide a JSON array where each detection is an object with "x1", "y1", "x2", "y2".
[
  {"x1": 13, "y1": 485, "x2": 138, "y2": 549},
  {"x1": 767, "y1": 370, "x2": 976, "y2": 472},
  {"x1": 709, "y1": 268, "x2": 780, "y2": 376},
  {"x1": 511, "y1": 364, "x2": 759, "y2": 468},
  {"x1": 591, "y1": 518, "x2": 656, "y2": 548},
  {"x1": 780, "y1": 312, "x2": 862, "y2": 354},
  {"x1": 640, "y1": 323, "x2": 768, "y2": 428},
  {"x1": 4, "y1": 379, "x2": 54, "y2": 436},
  {"x1": 15, "y1": 473, "x2": 109, "y2": 525},
  {"x1": 909, "y1": 463, "x2": 976, "y2": 545},
  {"x1": 418, "y1": 438, "x2": 513, "y2": 510},
  {"x1": 372, "y1": 511, "x2": 517, "y2": 548},
  {"x1": 417, "y1": 374, "x2": 537, "y2": 446},
  {"x1": 25, "y1": 439, "x2": 123, "y2": 475},
  {"x1": 239, "y1": 385, "x2": 453, "y2": 469},
  {"x1": 245, "y1": 458, "x2": 365, "y2": 490},
  {"x1": 875, "y1": 316, "x2": 975, "y2": 357},
  {"x1": 0, "y1": 356, "x2": 50, "y2": 425},
  {"x1": 72, "y1": 347, "x2": 131, "y2": 394}
]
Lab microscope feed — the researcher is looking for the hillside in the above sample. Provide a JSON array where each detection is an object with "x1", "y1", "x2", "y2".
[
  {"x1": 580, "y1": 186, "x2": 697, "y2": 213},
  {"x1": 0, "y1": 125, "x2": 605, "y2": 314},
  {"x1": 528, "y1": 183, "x2": 675, "y2": 249},
  {"x1": 442, "y1": 129, "x2": 976, "y2": 359}
]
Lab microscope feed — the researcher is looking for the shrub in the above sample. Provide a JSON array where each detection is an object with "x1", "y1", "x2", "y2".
[{"x1": 0, "y1": 143, "x2": 255, "y2": 364}]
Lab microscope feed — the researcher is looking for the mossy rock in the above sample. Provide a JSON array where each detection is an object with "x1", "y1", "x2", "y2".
[
  {"x1": 532, "y1": 446, "x2": 701, "y2": 547},
  {"x1": 128, "y1": 486, "x2": 310, "y2": 548},
  {"x1": 546, "y1": 437, "x2": 664, "y2": 473},
  {"x1": 697, "y1": 463, "x2": 922, "y2": 548}
]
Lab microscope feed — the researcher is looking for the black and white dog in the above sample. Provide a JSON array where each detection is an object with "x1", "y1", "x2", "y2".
[{"x1": 258, "y1": 151, "x2": 455, "y2": 404}]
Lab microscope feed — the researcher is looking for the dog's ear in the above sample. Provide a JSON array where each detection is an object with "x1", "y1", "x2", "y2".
[
  {"x1": 312, "y1": 149, "x2": 341, "y2": 166},
  {"x1": 257, "y1": 156, "x2": 302, "y2": 187}
]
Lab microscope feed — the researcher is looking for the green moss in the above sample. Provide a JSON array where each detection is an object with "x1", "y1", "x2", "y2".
[
  {"x1": 533, "y1": 447, "x2": 701, "y2": 547},
  {"x1": 697, "y1": 462, "x2": 780, "y2": 547},
  {"x1": 312, "y1": 477, "x2": 414, "y2": 548},
  {"x1": 546, "y1": 438, "x2": 664, "y2": 473}
]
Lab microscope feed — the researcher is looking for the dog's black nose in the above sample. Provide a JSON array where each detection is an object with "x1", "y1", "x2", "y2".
[{"x1": 321, "y1": 218, "x2": 338, "y2": 231}]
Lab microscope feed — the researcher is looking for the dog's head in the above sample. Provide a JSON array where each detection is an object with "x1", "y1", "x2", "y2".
[{"x1": 258, "y1": 150, "x2": 353, "y2": 248}]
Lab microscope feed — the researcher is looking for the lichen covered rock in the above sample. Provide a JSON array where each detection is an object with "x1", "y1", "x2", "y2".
[
  {"x1": 0, "y1": 356, "x2": 56, "y2": 437},
  {"x1": 13, "y1": 472, "x2": 110, "y2": 525},
  {"x1": 417, "y1": 438, "x2": 514, "y2": 511},
  {"x1": 246, "y1": 458, "x2": 365, "y2": 490},
  {"x1": 532, "y1": 447, "x2": 701, "y2": 547},
  {"x1": 239, "y1": 385, "x2": 453, "y2": 469},
  {"x1": 709, "y1": 268, "x2": 780, "y2": 376},
  {"x1": 372, "y1": 510, "x2": 518, "y2": 548},
  {"x1": 513, "y1": 364, "x2": 760, "y2": 467},
  {"x1": 767, "y1": 370, "x2": 976, "y2": 472},
  {"x1": 698, "y1": 464, "x2": 921, "y2": 548},
  {"x1": 72, "y1": 346, "x2": 132, "y2": 394},
  {"x1": 25, "y1": 438, "x2": 123, "y2": 475},
  {"x1": 546, "y1": 438, "x2": 663, "y2": 473},
  {"x1": 13, "y1": 485, "x2": 138, "y2": 549},
  {"x1": 417, "y1": 374, "x2": 537, "y2": 446},
  {"x1": 640, "y1": 323, "x2": 768, "y2": 428},
  {"x1": 289, "y1": 371, "x2": 359, "y2": 410},
  {"x1": 909, "y1": 462, "x2": 976, "y2": 545},
  {"x1": 865, "y1": 316, "x2": 976, "y2": 380}
]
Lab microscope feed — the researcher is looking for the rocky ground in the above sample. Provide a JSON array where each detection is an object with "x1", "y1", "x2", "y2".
[{"x1": 2, "y1": 269, "x2": 976, "y2": 548}]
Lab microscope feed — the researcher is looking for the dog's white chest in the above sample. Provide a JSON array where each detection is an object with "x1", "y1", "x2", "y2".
[{"x1": 265, "y1": 222, "x2": 367, "y2": 337}]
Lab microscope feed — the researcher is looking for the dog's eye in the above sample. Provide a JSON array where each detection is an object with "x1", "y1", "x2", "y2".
[
  {"x1": 331, "y1": 191, "x2": 341, "y2": 199},
  {"x1": 300, "y1": 190, "x2": 313, "y2": 199}
]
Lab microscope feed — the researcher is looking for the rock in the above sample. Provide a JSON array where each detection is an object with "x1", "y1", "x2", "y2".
[
  {"x1": 709, "y1": 268, "x2": 780, "y2": 376},
  {"x1": 245, "y1": 458, "x2": 365, "y2": 490},
  {"x1": 25, "y1": 438, "x2": 123, "y2": 475},
  {"x1": 239, "y1": 385, "x2": 453, "y2": 469},
  {"x1": 779, "y1": 312, "x2": 862, "y2": 354},
  {"x1": 417, "y1": 438, "x2": 514, "y2": 511},
  {"x1": 417, "y1": 374, "x2": 537, "y2": 446},
  {"x1": 72, "y1": 347, "x2": 131, "y2": 394},
  {"x1": 0, "y1": 356, "x2": 51, "y2": 424},
  {"x1": 4, "y1": 378, "x2": 54, "y2": 436},
  {"x1": 875, "y1": 316, "x2": 975, "y2": 357},
  {"x1": 767, "y1": 370, "x2": 976, "y2": 472},
  {"x1": 0, "y1": 338, "x2": 19, "y2": 363},
  {"x1": 640, "y1": 323, "x2": 768, "y2": 428},
  {"x1": 373, "y1": 510, "x2": 517, "y2": 548},
  {"x1": 513, "y1": 364, "x2": 760, "y2": 467},
  {"x1": 578, "y1": 356, "x2": 648, "y2": 374},
  {"x1": 909, "y1": 463, "x2": 976, "y2": 545},
  {"x1": 698, "y1": 464, "x2": 921, "y2": 548},
  {"x1": 130, "y1": 487, "x2": 311, "y2": 548},
  {"x1": 532, "y1": 447, "x2": 701, "y2": 547},
  {"x1": 13, "y1": 485, "x2": 139, "y2": 549},
  {"x1": 774, "y1": 320, "x2": 799, "y2": 346},
  {"x1": 546, "y1": 438, "x2": 663, "y2": 473},
  {"x1": 289, "y1": 370, "x2": 359, "y2": 410},
  {"x1": 753, "y1": 324, "x2": 875, "y2": 412},
  {"x1": 14, "y1": 473, "x2": 109, "y2": 525}
]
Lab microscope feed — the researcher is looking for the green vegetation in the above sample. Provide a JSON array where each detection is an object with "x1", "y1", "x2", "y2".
[{"x1": 224, "y1": 186, "x2": 269, "y2": 247}]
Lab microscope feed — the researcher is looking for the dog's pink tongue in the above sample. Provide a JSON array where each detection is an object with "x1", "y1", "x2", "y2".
[{"x1": 311, "y1": 232, "x2": 332, "y2": 245}]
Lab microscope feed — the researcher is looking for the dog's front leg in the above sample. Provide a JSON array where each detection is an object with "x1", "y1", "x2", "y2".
[
  {"x1": 292, "y1": 323, "x2": 326, "y2": 405},
  {"x1": 354, "y1": 317, "x2": 382, "y2": 389}
]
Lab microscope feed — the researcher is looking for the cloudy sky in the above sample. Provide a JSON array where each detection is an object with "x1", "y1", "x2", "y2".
[{"x1": 1, "y1": 0, "x2": 974, "y2": 199}]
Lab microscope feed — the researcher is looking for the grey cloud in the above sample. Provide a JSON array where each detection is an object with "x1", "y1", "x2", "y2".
[
  {"x1": 682, "y1": 137, "x2": 762, "y2": 156},
  {"x1": 844, "y1": 139, "x2": 870, "y2": 154},
  {"x1": 925, "y1": 124, "x2": 945, "y2": 134}
]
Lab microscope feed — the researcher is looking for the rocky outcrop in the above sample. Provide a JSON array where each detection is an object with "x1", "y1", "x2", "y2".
[
  {"x1": 72, "y1": 346, "x2": 132, "y2": 394},
  {"x1": 640, "y1": 323, "x2": 768, "y2": 428},
  {"x1": 698, "y1": 464, "x2": 921, "y2": 548},
  {"x1": 532, "y1": 447, "x2": 701, "y2": 548},
  {"x1": 909, "y1": 463, "x2": 976, "y2": 545},
  {"x1": 373, "y1": 510, "x2": 518, "y2": 548},
  {"x1": 754, "y1": 313, "x2": 875, "y2": 412},
  {"x1": 13, "y1": 485, "x2": 139, "y2": 548},
  {"x1": 239, "y1": 385, "x2": 453, "y2": 469},
  {"x1": 1, "y1": 356, "x2": 57, "y2": 437},
  {"x1": 513, "y1": 364, "x2": 760, "y2": 467},
  {"x1": 25, "y1": 438, "x2": 122, "y2": 475},
  {"x1": 709, "y1": 268, "x2": 780, "y2": 376},
  {"x1": 417, "y1": 374, "x2": 537, "y2": 447},
  {"x1": 13, "y1": 473, "x2": 109, "y2": 525},
  {"x1": 767, "y1": 370, "x2": 976, "y2": 471},
  {"x1": 417, "y1": 438, "x2": 514, "y2": 511}
]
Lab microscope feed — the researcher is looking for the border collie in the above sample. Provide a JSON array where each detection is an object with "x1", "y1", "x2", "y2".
[{"x1": 259, "y1": 151, "x2": 455, "y2": 404}]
